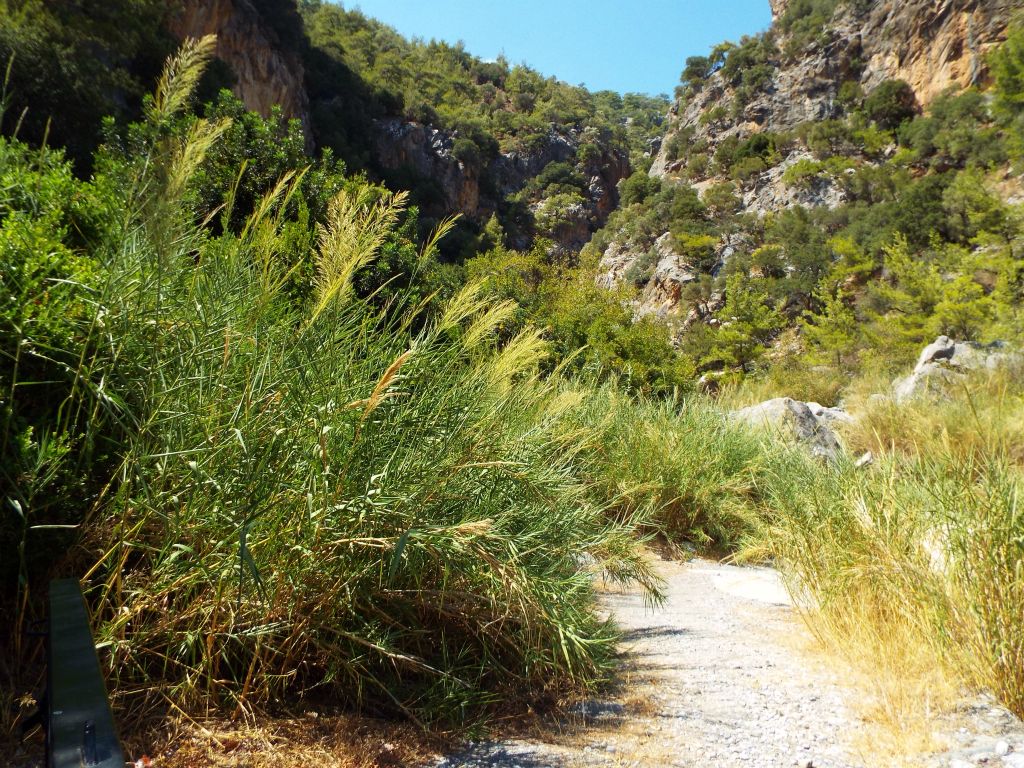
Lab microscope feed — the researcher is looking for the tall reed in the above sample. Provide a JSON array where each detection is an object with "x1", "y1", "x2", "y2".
[{"x1": 1, "y1": 39, "x2": 660, "y2": 728}]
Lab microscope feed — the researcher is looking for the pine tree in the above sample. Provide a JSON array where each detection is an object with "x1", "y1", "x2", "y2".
[
  {"x1": 703, "y1": 274, "x2": 783, "y2": 372},
  {"x1": 802, "y1": 289, "x2": 862, "y2": 370}
]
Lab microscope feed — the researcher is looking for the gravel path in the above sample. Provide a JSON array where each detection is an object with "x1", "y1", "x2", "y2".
[{"x1": 433, "y1": 557, "x2": 1024, "y2": 768}]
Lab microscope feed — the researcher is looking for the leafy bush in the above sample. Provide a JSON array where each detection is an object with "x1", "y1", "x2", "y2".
[
  {"x1": 619, "y1": 171, "x2": 661, "y2": 207},
  {"x1": 991, "y1": 20, "x2": 1024, "y2": 126},
  {"x1": 782, "y1": 158, "x2": 826, "y2": 187},
  {"x1": 731, "y1": 156, "x2": 767, "y2": 182},
  {"x1": 863, "y1": 79, "x2": 918, "y2": 130},
  {"x1": 2, "y1": 40, "x2": 663, "y2": 731},
  {"x1": 0, "y1": 137, "x2": 120, "y2": 602},
  {"x1": 0, "y1": 0, "x2": 174, "y2": 169},
  {"x1": 899, "y1": 89, "x2": 1006, "y2": 169},
  {"x1": 799, "y1": 119, "x2": 854, "y2": 158},
  {"x1": 779, "y1": 0, "x2": 841, "y2": 57}
]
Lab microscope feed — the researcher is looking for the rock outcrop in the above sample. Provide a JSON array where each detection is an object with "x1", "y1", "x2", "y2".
[
  {"x1": 732, "y1": 397, "x2": 847, "y2": 461},
  {"x1": 598, "y1": 232, "x2": 699, "y2": 319},
  {"x1": 372, "y1": 122, "x2": 630, "y2": 250},
  {"x1": 372, "y1": 119, "x2": 481, "y2": 217},
  {"x1": 599, "y1": 0, "x2": 1012, "y2": 319},
  {"x1": 637, "y1": 233, "x2": 699, "y2": 318},
  {"x1": 651, "y1": 0, "x2": 1012, "y2": 179},
  {"x1": 769, "y1": 0, "x2": 791, "y2": 22},
  {"x1": 892, "y1": 336, "x2": 1022, "y2": 402},
  {"x1": 858, "y1": 0, "x2": 1014, "y2": 106},
  {"x1": 170, "y1": 0, "x2": 312, "y2": 144}
]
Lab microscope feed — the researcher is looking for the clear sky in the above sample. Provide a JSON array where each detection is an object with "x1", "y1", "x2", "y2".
[{"x1": 345, "y1": 0, "x2": 772, "y2": 96}]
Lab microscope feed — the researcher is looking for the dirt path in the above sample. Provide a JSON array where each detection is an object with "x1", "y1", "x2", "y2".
[{"x1": 432, "y1": 557, "x2": 1024, "y2": 768}]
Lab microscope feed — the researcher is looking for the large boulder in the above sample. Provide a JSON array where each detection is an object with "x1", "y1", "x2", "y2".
[
  {"x1": 892, "y1": 336, "x2": 1021, "y2": 403},
  {"x1": 731, "y1": 397, "x2": 845, "y2": 461}
]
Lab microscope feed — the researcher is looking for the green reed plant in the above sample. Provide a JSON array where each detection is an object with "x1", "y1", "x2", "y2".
[
  {"x1": 570, "y1": 382, "x2": 789, "y2": 550},
  {"x1": 34, "y1": 38, "x2": 661, "y2": 727}
]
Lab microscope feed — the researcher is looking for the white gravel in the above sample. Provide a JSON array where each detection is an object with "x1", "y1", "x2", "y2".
[
  {"x1": 435, "y1": 557, "x2": 864, "y2": 767},
  {"x1": 434, "y1": 557, "x2": 1024, "y2": 768}
]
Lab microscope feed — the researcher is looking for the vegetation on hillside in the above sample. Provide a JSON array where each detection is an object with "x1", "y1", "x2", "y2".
[
  {"x1": 0, "y1": 0, "x2": 176, "y2": 169},
  {"x1": 300, "y1": 1, "x2": 668, "y2": 165},
  {"x1": 0, "y1": 39, "x2": 662, "y2": 733},
  {"x1": 1, "y1": 0, "x2": 1023, "y2": 755},
  {"x1": 574, "y1": 21, "x2": 1024, "y2": 397}
]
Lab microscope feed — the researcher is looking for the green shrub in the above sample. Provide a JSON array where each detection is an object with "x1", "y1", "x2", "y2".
[
  {"x1": 782, "y1": 158, "x2": 825, "y2": 187},
  {"x1": 991, "y1": 20, "x2": 1024, "y2": 124},
  {"x1": 799, "y1": 119, "x2": 854, "y2": 158},
  {"x1": 0, "y1": 138, "x2": 116, "y2": 602},
  {"x1": 0, "y1": 0, "x2": 175, "y2": 169},
  {"x1": 2, "y1": 40, "x2": 662, "y2": 730},
  {"x1": 731, "y1": 155, "x2": 767, "y2": 181},
  {"x1": 837, "y1": 80, "x2": 865, "y2": 111},
  {"x1": 863, "y1": 79, "x2": 918, "y2": 130},
  {"x1": 619, "y1": 170, "x2": 661, "y2": 207},
  {"x1": 699, "y1": 105, "x2": 729, "y2": 126}
]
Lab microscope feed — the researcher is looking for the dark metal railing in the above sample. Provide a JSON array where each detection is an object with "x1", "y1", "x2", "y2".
[{"x1": 46, "y1": 579, "x2": 126, "y2": 768}]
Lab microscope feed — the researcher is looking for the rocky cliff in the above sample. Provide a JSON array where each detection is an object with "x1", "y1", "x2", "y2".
[
  {"x1": 651, "y1": 0, "x2": 1013, "y2": 178},
  {"x1": 600, "y1": 0, "x2": 1014, "y2": 320},
  {"x1": 858, "y1": 0, "x2": 1013, "y2": 105},
  {"x1": 170, "y1": 0, "x2": 313, "y2": 142},
  {"x1": 371, "y1": 118, "x2": 630, "y2": 247},
  {"x1": 769, "y1": 0, "x2": 791, "y2": 22},
  {"x1": 169, "y1": 0, "x2": 631, "y2": 252}
]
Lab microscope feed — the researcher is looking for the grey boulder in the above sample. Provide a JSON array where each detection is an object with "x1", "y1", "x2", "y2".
[
  {"x1": 893, "y1": 336, "x2": 1021, "y2": 403},
  {"x1": 731, "y1": 398, "x2": 845, "y2": 461}
]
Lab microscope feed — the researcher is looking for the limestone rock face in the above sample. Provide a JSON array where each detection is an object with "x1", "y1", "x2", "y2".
[
  {"x1": 601, "y1": 0, "x2": 1011, "y2": 319},
  {"x1": 373, "y1": 119, "x2": 481, "y2": 217},
  {"x1": 170, "y1": 0, "x2": 312, "y2": 143},
  {"x1": 652, "y1": 0, "x2": 1013, "y2": 180},
  {"x1": 372, "y1": 122, "x2": 629, "y2": 250},
  {"x1": 858, "y1": 0, "x2": 1015, "y2": 106},
  {"x1": 731, "y1": 398, "x2": 845, "y2": 461},
  {"x1": 769, "y1": 0, "x2": 791, "y2": 21},
  {"x1": 892, "y1": 336, "x2": 1022, "y2": 402},
  {"x1": 741, "y1": 152, "x2": 847, "y2": 216}
]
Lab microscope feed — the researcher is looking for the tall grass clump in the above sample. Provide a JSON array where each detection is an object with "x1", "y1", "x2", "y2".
[
  {"x1": 758, "y1": 377, "x2": 1024, "y2": 720},
  {"x1": 1, "y1": 40, "x2": 660, "y2": 728},
  {"x1": 570, "y1": 382, "x2": 794, "y2": 551}
]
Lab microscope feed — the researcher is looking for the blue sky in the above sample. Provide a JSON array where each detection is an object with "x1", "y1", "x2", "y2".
[{"x1": 345, "y1": 0, "x2": 772, "y2": 96}]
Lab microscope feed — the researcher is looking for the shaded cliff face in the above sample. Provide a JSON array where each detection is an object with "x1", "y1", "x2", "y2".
[
  {"x1": 170, "y1": 0, "x2": 312, "y2": 141},
  {"x1": 371, "y1": 120, "x2": 630, "y2": 250}
]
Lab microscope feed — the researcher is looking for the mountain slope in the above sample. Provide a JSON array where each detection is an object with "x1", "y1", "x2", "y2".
[{"x1": 590, "y1": 0, "x2": 1021, "y2": 386}]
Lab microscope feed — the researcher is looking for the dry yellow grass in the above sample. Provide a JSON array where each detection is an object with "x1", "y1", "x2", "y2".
[
  {"x1": 803, "y1": 609, "x2": 960, "y2": 766},
  {"x1": 125, "y1": 712, "x2": 440, "y2": 768}
]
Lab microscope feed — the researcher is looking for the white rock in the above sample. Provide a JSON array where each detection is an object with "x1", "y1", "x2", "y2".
[
  {"x1": 893, "y1": 336, "x2": 1021, "y2": 403},
  {"x1": 732, "y1": 397, "x2": 842, "y2": 461}
]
